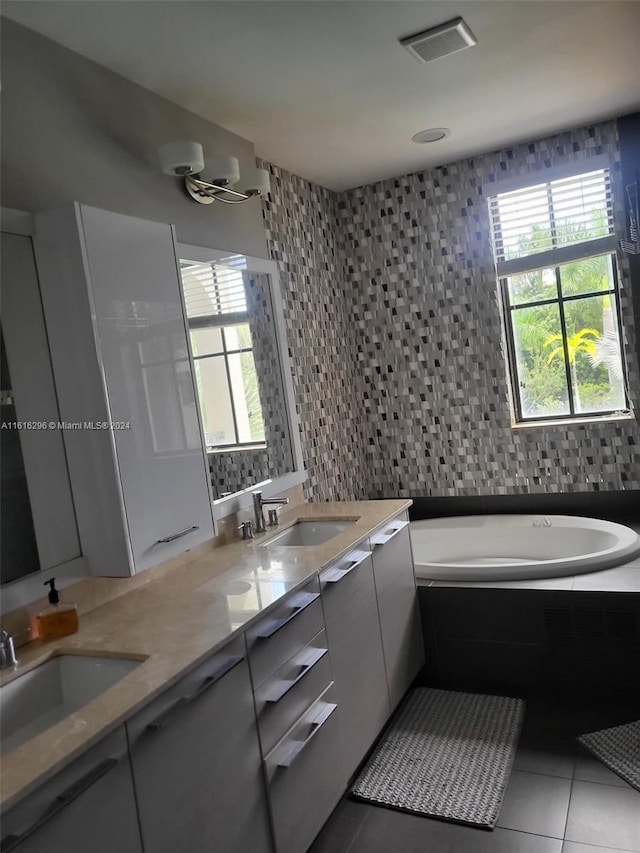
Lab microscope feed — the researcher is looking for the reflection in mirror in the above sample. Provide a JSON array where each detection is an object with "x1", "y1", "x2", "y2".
[
  {"x1": 179, "y1": 256, "x2": 295, "y2": 500},
  {"x1": 0, "y1": 326, "x2": 40, "y2": 583},
  {"x1": 1, "y1": 224, "x2": 82, "y2": 594}
]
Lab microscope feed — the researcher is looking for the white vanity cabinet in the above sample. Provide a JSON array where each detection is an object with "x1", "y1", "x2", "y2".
[
  {"x1": 370, "y1": 513, "x2": 425, "y2": 710},
  {"x1": 33, "y1": 203, "x2": 214, "y2": 577},
  {"x1": 319, "y1": 546, "x2": 390, "y2": 783},
  {"x1": 0, "y1": 727, "x2": 141, "y2": 853},
  {"x1": 125, "y1": 635, "x2": 272, "y2": 853}
]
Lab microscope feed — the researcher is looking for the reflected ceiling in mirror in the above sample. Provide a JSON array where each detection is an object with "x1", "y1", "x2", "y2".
[{"x1": 179, "y1": 253, "x2": 295, "y2": 501}]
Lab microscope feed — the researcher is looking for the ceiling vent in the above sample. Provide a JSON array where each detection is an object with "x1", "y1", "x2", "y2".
[{"x1": 400, "y1": 17, "x2": 477, "y2": 64}]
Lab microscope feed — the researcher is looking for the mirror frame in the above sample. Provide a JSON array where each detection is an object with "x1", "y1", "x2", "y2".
[{"x1": 177, "y1": 243, "x2": 306, "y2": 522}]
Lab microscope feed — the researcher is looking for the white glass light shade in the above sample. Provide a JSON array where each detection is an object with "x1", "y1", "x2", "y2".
[
  {"x1": 158, "y1": 141, "x2": 204, "y2": 176},
  {"x1": 241, "y1": 168, "x2": 271, "y2": 196},
  {"x1": 201, "y1": 156, "x2": 241, "y2": 186}
]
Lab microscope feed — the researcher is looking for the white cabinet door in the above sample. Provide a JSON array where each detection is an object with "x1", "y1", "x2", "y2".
[
  {"x1": 33, "y1": 203, "x2": 214, "y2": 576},
  {"x1": 370, "y1": 514, "x2": 425, "y2": 709},
  {"x1": 1, "y1": 727, "x2": 141, "y2": 853},
  {"x1": 126, "y1": 636, "x2": 272, "y2": 853},
  {"x1": 320, "y1": 548, "x2": 390, "y2": 782}
]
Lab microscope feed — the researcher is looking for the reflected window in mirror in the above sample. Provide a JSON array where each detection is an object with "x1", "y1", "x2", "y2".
[
  {"x1": 181, "y1": 260, "x2": 266, "y2": 451},
  {"x1": 178, "y1": 250, "x2": 298, "y2": 503}
]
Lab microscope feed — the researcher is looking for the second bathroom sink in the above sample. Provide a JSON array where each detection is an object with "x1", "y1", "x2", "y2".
[{"x1": 262, "y1": 520, "x2": 354, "y2": 547}]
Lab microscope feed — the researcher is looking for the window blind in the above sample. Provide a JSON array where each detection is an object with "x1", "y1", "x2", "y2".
[
  {"x1": 488, "y1": 168, "x2": 616, "y2": 276},
  {"x1": 180, "y1": 261, "x2": 247, "y2": 321}
]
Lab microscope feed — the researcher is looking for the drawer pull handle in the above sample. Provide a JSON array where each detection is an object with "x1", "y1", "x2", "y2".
[
  {"x1": 155, "y1": 525, "x2": 199, "y2": 544},
  {"x1": 370, "y1": 519, "x2": 409, "y2": 547},
  {"x1": 263, "y1": 647, "x2": 328, "y2": 703},
  {"x1": 277, "y1": 702, "x2": 337, "y2": 768},
  {"x1": 0, "y1": 759, "x2": 118, "y2": 852},
  {"x1": 320, "y1": 549, "x2": 370, "y2": 583},
  {"x1": 147, "y1": 654, "x2": 244, "y2": 732},
  {"x1": 255, "y1": 592, "x2": 320, "y2": 639}
]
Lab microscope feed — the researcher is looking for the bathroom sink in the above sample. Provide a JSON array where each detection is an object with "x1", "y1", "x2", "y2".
[
  {"x1": 263, "y1": 520, "x2": 354, "y2": 547},
  {"x1": 0, "y1": 654, "x2": 140, "y2": 754}
]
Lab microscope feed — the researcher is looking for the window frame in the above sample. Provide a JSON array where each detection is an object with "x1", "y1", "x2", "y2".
[
  {"x1": 487, "y1": 161, "x2": 632, "y2": 426},
  {"x1": 498, "y1": 254, "x2": 630, "y2": 424}
]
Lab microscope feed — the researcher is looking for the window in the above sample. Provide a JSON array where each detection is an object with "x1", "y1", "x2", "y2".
[
  {"x1": 488, "y1": 166, "x2": 630, "y2": 423},
  {"x1": 180, "y1": 259, "x2": 266, "y2": 449}
]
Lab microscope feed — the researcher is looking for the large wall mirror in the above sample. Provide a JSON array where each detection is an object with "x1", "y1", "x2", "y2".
[
  {"x1": 177, "y1": 245, "x2": 305, "y2": 513},
  {"x1": 1, "y1": 213, "x2": 85, "y2": 608}
]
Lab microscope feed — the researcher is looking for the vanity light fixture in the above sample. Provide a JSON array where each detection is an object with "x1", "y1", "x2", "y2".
[{"x1": 158, "y1": 141, "x2": 271, "y2": 205}]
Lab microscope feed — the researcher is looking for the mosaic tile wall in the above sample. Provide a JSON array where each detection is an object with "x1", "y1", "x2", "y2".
[
  {"x1": 259, "y1": 161, "x2": 369, "y2": 502},
  {"x1": 208, "y1": 448, "x2": 270, "y2": 499},
  {"x1": 262, "y1": 120, "x2": 640, "y2": 500},
  {"x1": 246, "y1": 271, "x2": 294, "y2": 477},
  {"x1": 338, "y1": 120, "x2": 640, "y2": 497}
]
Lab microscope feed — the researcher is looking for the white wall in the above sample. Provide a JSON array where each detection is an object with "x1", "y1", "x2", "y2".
[{"x1": 1, "y1": 19, "x2": 268, "y2": 259}]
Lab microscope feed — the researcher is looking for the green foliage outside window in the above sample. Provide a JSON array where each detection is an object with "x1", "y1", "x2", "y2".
[{"x1": 505, "y1": 209, "x2": 626, "y2": 418}]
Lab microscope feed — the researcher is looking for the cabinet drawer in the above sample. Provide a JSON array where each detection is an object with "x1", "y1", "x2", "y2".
[
  {"x1": 246, "y1": 577, "x2": 323, "y2": 688},
  {"x1": 254, "y1": 629, "x2": 332, "y2": 755},
  {"x1": 264, "y1": 685, "x2": 344, "y2": 853}
]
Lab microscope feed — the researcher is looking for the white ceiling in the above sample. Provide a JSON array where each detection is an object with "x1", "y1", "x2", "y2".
[{"x1": 3, "y1": 1, "x2": 640, "y2": 190}]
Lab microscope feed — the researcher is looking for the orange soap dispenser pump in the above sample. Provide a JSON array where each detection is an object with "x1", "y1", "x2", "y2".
[{"x1": 36, "y1": 578, "x2": 79, "y2": 641}]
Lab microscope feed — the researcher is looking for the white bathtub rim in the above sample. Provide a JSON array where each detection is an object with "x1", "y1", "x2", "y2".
[{"x1": 411, "y1": 514, "x2": 640, "y2": 581}]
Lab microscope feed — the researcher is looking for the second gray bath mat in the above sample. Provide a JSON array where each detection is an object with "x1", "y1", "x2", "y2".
[
  {"x1": 351, "y1": 687, "x2": 525, "y2": 829},
  {"x1": 578, "y1": 720, "x2": 640, "y2": 791}
]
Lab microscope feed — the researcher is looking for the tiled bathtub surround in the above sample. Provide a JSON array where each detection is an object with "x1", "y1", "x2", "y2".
[{"x1": 262, "y1": 120, "x2": 640, "y2": 500}]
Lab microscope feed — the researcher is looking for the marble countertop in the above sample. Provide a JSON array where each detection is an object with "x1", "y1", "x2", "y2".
[{"x1": 0, "y1": 499, "x2": 411, "y2": 812}]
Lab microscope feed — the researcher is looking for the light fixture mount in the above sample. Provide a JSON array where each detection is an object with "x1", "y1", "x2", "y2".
[{"x1": 184, "y1": 174, "x2": 261, "y2": 206}]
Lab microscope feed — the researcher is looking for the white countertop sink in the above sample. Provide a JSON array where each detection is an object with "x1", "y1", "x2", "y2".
[
  {"x1": 0, "y1": 654, "x2": 140, "y2": 754},
  {"x1": 262, "y1": 520, "x2": 354, "y2": 547}
]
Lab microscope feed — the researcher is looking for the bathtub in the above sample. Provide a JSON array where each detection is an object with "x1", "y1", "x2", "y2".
[{"x1": 410, "y1": 515, "x2": 640, "y2": 581}]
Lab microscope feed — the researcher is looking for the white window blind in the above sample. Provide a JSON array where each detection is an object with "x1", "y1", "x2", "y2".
[
  {"x1": 180, "y1": 260, "x2": 247, "y2": 323},
  {"x1": 488, "y1": 168, "x2": 616, "y2": 276}
]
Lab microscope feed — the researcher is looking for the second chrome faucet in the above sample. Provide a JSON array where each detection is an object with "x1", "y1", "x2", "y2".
[{"x1": 252, "y1": 491, "x2": 289, "y2": 534}]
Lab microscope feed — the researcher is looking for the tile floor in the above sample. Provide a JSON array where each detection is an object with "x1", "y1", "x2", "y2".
[{"x1": 310, "y1": 694, "x2": 640, "y2": 853}]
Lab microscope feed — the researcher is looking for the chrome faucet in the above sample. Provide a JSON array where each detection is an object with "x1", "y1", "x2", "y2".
[
  {"x1": 0, "y1": 630, "x2": 18, "y2": 669},
  {"x1": 252, "y1": 491, "x2": 289, "y2": 534}
]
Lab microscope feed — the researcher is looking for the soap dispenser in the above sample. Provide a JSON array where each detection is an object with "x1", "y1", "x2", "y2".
[{"x1": 36, "y1": 578, "x2": 79, "y2": 641}]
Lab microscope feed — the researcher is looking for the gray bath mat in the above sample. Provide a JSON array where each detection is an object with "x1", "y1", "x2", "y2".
[
  {"x1": 578, "y1": 720, "x2": 640, "y2": 791},
  {"x1": 351, "y1": 687, "x2": 525, "y2": 829}
]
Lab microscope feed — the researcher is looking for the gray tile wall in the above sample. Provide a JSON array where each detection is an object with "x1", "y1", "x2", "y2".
[
  {"x1": 262, "y1": 120, "x2": 640, "y2": 500},
  {"x1": 246, "y1": 272, "x2": 295, "y2": 478},
  {"x1": 208, "y1": 448, "x2": 271, "y2": 499},
  {"x1": 259, "y1": 162, "x2": 368, "y2": 501}
]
